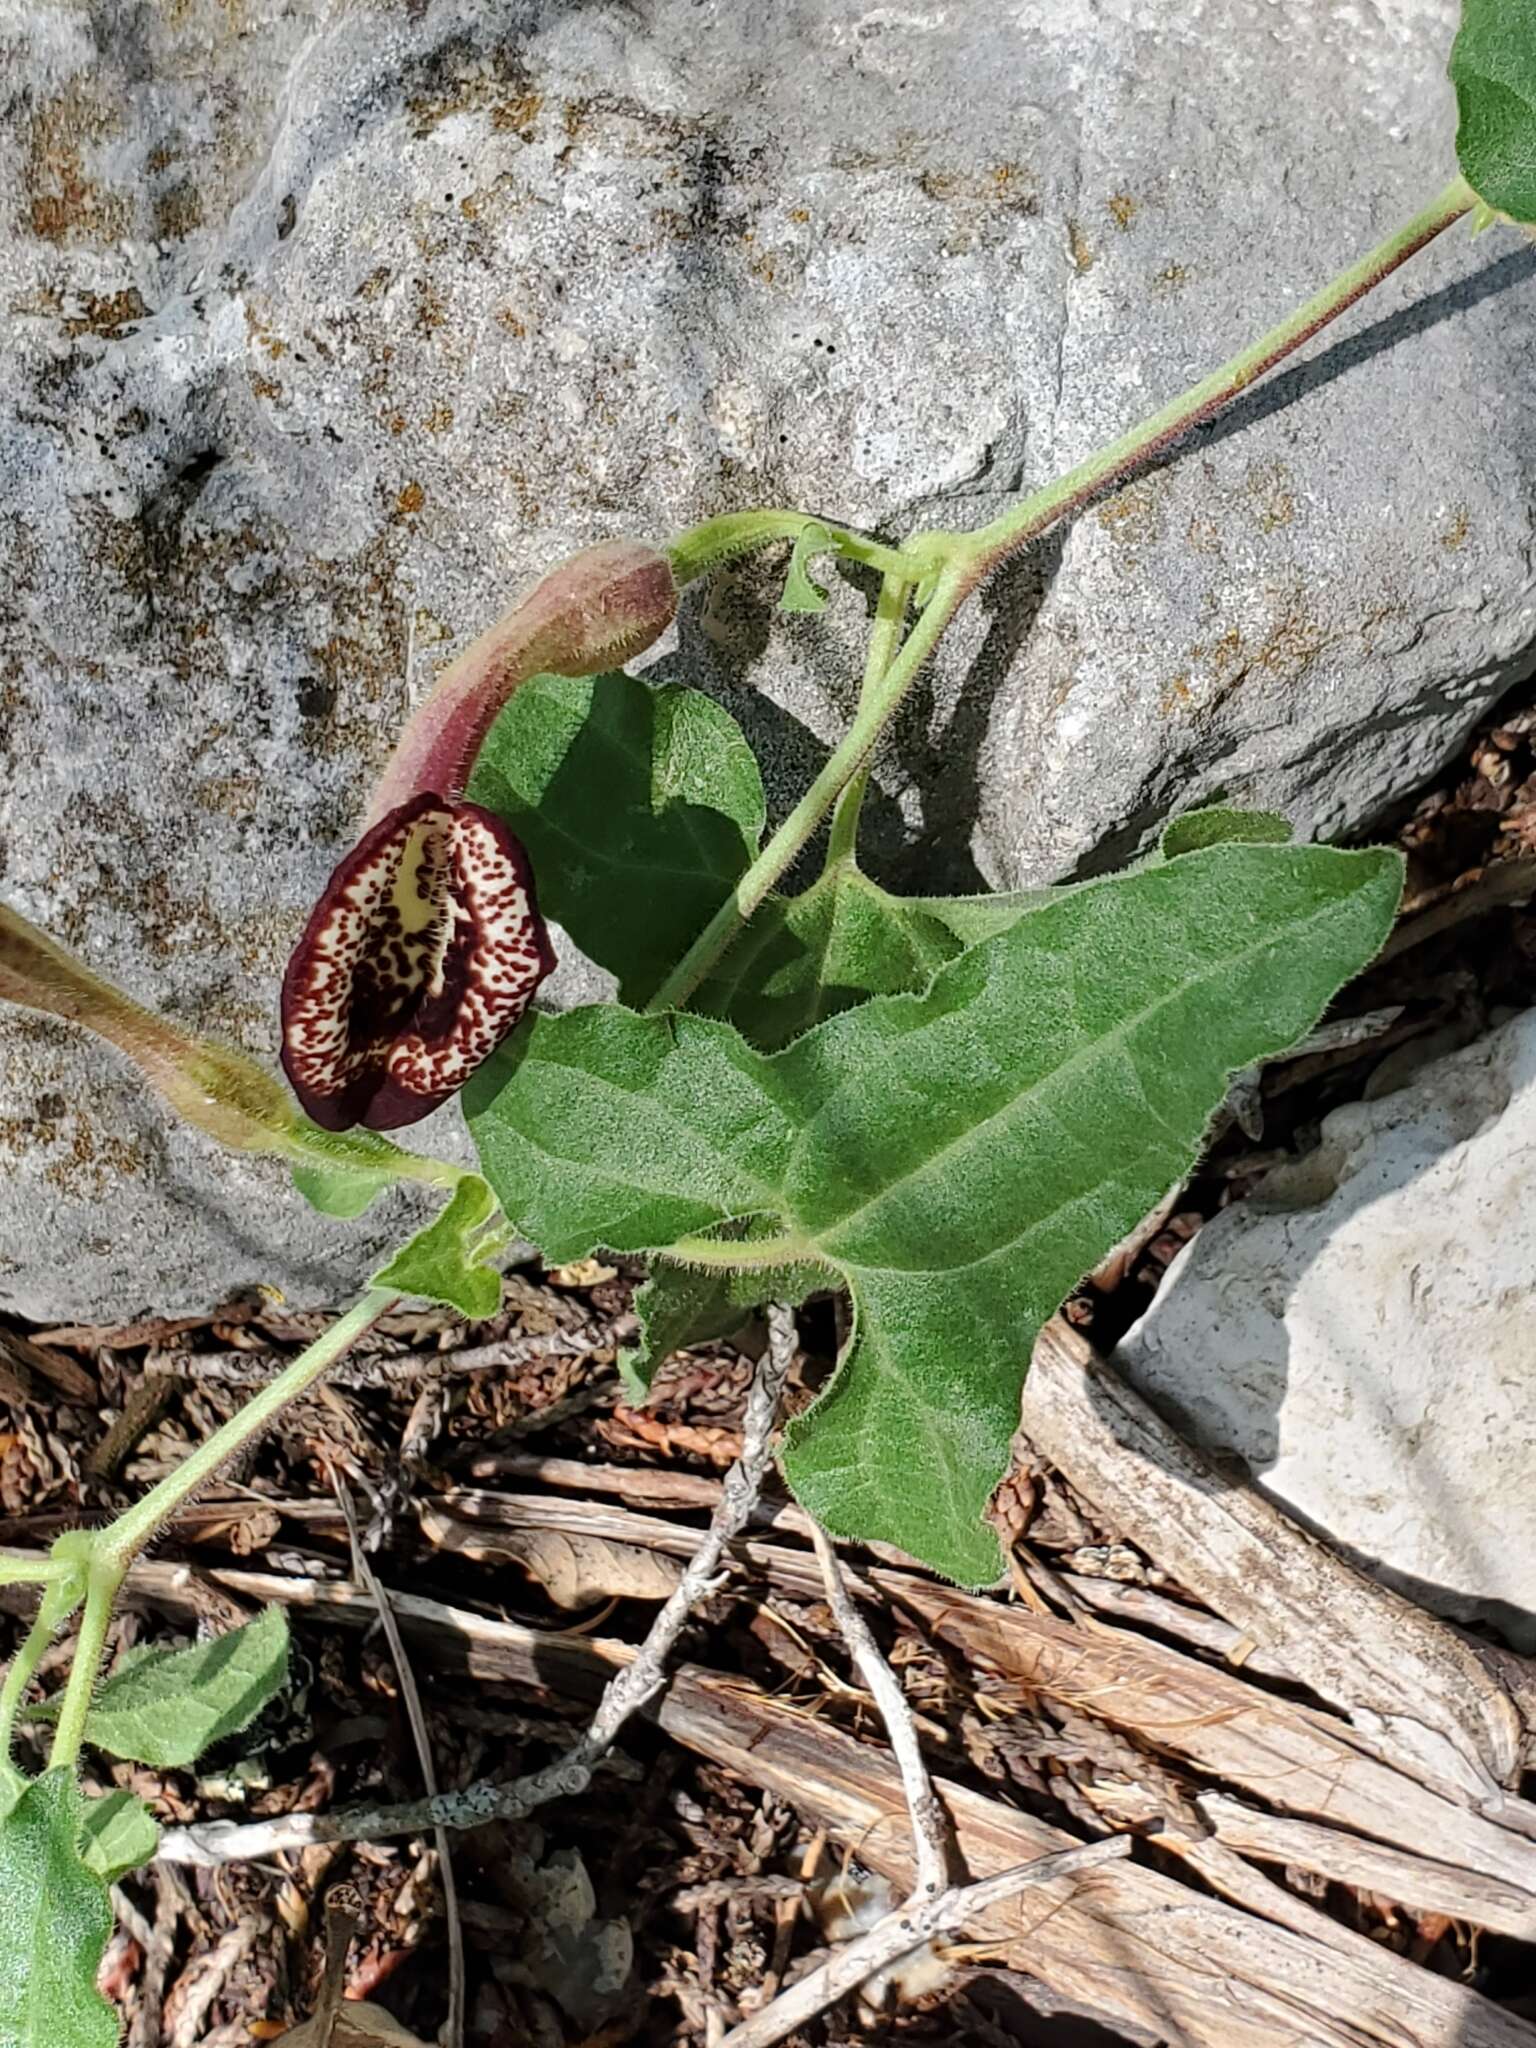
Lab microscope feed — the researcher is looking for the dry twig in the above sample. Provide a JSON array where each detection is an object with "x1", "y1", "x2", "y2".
[
  {"x1": 717, "y1": 1837, "x2": 1131, "y2": 2048},
  {"x1": 158, "y1": 1305, "x2": 798, "y2": 1865},
  {"x1": 332, "y1": 1474, "x2": 465, "y2": 2048},
  {"x1": 809, "y1": 1522, "x2": 950, "y2": 1900}
]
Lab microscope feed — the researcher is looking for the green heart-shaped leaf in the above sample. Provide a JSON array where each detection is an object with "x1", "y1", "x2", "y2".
[
  {"x1": 33, "y1": 1606, "x2": 289, "y2": 1769},
  {"x1": 469, "y1": 670, "x2": 765, "y2": 1008},
  {"x1": 468, "y1": 839, "x2": 1401, "y2": 1580}
]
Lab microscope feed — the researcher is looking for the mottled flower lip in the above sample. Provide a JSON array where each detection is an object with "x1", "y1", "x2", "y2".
[
  {"x1": 280, "y1": 539, "x2": 675, "y2": 1132},
  {"x1": 281, "y1": 794, "x2": 556, "y2": 1132}
]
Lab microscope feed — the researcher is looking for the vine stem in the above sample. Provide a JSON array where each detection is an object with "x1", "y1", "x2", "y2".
[
  {"x1": 966, "y1": 173, "x2": 1474, "y2": 575},
  {"x1": 649, "y1": 175, "x2": 1474, "y2": 1003},
  {"x1": 0, "y1": 1555, "x2": 78, "y2": 1586},
  {"x1": 646, "y1": 565, "x2": 971, "y2": 1013},
  {"x1": 40, "y1": 1286, "x2": 400, "y2": 1770},
  {"x1": 47, "y1": 1565, "x2": 118, "y2": 1770},
  {"x1": 667, "y1": 510, "x2": 917, "y2": 588},
  {"x1": 825, "y1": 569, "x2": 913, "y2": 868},
  {"x1": 99, "y1": 1287, "x2": 399, "y2": 1568},
  {"x1": 669, "y1": 1230, "x2": 814, "y2": 1270},
  {"x1": 0, "y1": 1609, "x2": 64, "y2": 1766}
]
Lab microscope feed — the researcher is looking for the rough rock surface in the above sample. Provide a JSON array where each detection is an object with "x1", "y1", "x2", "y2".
[
  {"x1": 1116, "y1": 1010, "x2": 1536, "y2": 1650},
  {"x1": 3, "y1": 0, "x2": 1535, "y2": 1316}
]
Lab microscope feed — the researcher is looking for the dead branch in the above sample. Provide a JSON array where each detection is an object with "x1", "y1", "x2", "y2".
[
  {"x1": 809, "y1": 1522, "x2": 949, "y2": 1900},
  {"x1": 716, "y1": 1837, "x2": 1130, "y2": 2048}
]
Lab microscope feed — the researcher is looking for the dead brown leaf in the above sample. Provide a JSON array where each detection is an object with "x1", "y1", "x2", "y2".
[
  {"x1": 272, "y1": 2000, "x2": 427, "y2": 2046},
  {"x1": 420, "y1": 1503, "x2": 682, "y2": 1608}
]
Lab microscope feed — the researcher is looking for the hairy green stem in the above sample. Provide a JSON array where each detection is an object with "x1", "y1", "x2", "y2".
[
  {"x1": 0, "y1": 1554, "x2": 78, "y2": 1587},
  {"x1": 31, "y1": 1290, "x2": 398, "y2": 1770},
  {"x1": 825, "y1": 571, "x2": 913, "y2": 868},
  {"x1": 667, "y1": 509, "x2": 918, "y2": 588},
  {"x1": 0, "y1": 1609, "x2": 63, "y2": 1766},
  {"x1": 965, "y1": 174, "x2": 1475, "y2": 575},
  {"x1": 47, "y1": 1563, "x2": 120, "y2": 1770},
  {"x1": 646, "y1": 565, "x2": 972, "y2": 1012},
  {"x1": 100, "y1": 1288, "x2": 398, "y2": 1567},
  {"x1": 669, "y1": 1231, "x2": 814, "y2": 1270}
]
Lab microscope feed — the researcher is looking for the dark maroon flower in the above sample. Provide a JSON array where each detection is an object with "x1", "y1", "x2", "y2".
[
  {"x1": 281, "y1": 794, "x2": 556, "y2": 1131},
  {"x1": 281, "y1": 540, "x2": 676, "y2": 1131}
]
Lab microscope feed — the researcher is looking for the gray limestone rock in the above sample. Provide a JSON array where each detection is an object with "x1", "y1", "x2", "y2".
[
  {"x1": 2, "y1": 0, "x2": 1534, "y2": 1317},
  {"x1": 1115, "y1": 1009, "x2": 1536, "y2": 1650}
]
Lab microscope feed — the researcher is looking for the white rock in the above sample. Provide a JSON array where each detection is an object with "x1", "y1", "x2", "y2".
[{"x1": 1115, "y1": 1010, "x2": 1536, "y2": 1649}]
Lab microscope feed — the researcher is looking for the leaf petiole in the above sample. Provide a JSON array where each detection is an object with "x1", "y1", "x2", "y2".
[
  {"x1": 666, "y1": 509, "x2": 924, "y2": 588},
  {"x1": 0, "y1": 1555, "x2": 83, "y2": 1588},
  {"x1": 668, "y1": 1230, "x2": 816, "y2": 1270}
]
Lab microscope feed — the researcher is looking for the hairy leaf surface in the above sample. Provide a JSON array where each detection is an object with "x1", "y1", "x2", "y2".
[
  {"x1": 79, "y1": 1791, "x2": 159, "y2": 1884},
  {"x1": 373, "y1": 1173, "x2": 508, "y2": 1318},
  {"x1": 0, "y1": 1772, "x2": 117, "y2": 2048},
  {"x1": 622, "y1": 1247, "x2": 833, "y2": 1396},
  {"x1": 48, "y1": 1606, "x2": 290, "y2": 1769},
  {"x1": 696, "y1": 861, "x2": 961, "y2": 1051},
  {"x1": 1451, "y1": 0, "x2": 1536, "y2": 222},
  {"x1": 468, "y1": 841, "x2": 1401, "y2": 1578}
]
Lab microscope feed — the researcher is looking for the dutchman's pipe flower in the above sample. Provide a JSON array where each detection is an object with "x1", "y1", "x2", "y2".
[{"x1": 280, "y1": 541, "x2": 677, "y2": 1131}]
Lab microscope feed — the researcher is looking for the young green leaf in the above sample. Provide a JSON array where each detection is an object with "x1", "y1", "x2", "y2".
[
  {"x1": 696, "y1": 860, "x2": 962, "y2": 1051},
  {"x1": 373, "y1": 1172, "x2": 508, "y2": 1318},
  {"x1": 292, "y1": 1160, "x2": 401, "y2": 1218},
  {"x1": 1451, "y1": 0, "x2": 1536, "y2": 223},
  {"x1": 623, "y1": 1247, "x2": 832, "y2": 1397},
  {"x1": 468, "y1": 670, "x2": 764, "y2": 1005},
  {"x1": 0, "y1": 1771, "x2": 117, "y2": 2048},
  {"x1": 79, "y1": 1791, "x2": 159, "y2": 1884},
  {"x1": 35, "y1": 1606, "x2": 290, "y2": 1769},
  {"x1": 468, "y1": 841, "x2": 1402, "y2": 1581}
]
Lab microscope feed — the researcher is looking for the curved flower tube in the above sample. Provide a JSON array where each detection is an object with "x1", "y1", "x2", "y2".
[
  {"x1": 281, "y1": 540, "x2": 677, "y2": 1131},
  {"x1": 2, "y1": 901, "x2": 302, "y2": 1152}
]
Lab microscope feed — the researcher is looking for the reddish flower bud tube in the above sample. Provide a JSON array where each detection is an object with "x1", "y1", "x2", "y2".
[
  {"x1": 367, "y1": 540, "x2": 679, "y2": 825},
  {"x1": 282, "y1": 541, "x2": 677, "y2": 1131}
]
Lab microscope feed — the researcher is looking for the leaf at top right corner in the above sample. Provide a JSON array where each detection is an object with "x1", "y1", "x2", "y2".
[{"x1": 1451, "y1": 0, "x2": 1536, "y2": 224}]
